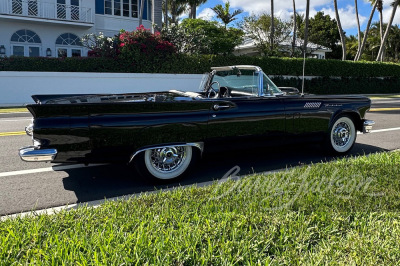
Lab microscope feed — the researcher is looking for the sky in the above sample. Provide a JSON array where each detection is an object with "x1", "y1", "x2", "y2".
[{"x1": 189, "y1": 0, "x2": 400, "y2": 36}]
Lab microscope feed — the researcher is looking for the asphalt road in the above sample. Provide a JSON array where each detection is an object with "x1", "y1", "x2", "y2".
[{"x1": 1, "y1": 98, "x2": 400, "y2": 216}]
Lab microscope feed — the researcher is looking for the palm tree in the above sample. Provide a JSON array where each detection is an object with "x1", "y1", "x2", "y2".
[
  {"x1": 346, "y1": 35, "x2": 359, "y2": 59},
  {"x1": 368, "y1": 22, "x2": 383, "y2": 59},
  {"x1": 291, "y1": 0, "x2": 296, "y2": 57},
  {"x1": 270, "y1": 0, "x2": 274, "y2": 51},
  {"x1": 376, "y1": 0, "x2": 400, "y2": 61},
  {"x1": 164, "y1": 0, "x2": 187, "y2": 24},
  {"x1": 377, "y1": 0, "x2": 385, "y2": 60},
  {"x1": 211, "y1": 1, "x2": 243, "y2": 29},
  {"x1": 388, "y1": 24, "x2": 400, "y2": 61},
  {"x1": 188, "y1": 0, "x2": 207, "y2": 19},
  {"x1": 164, "y1": 0, "x2": 168, "y2": 27},
  {"x1": 355, "y1": 0, "x2": 362, "y2": 56},
  {"x1": 333, "y1": 0, "x2": 346, "y2": 60},
  {"x1": 355, "y1": 0, "x2": 378, "y2": 60}
]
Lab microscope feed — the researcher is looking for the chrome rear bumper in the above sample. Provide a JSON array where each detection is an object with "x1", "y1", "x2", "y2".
[
  {"x1": 19, "y1": 146, "x2": 57, "y2": 162},
  {"x1": 363, "y1": 120, "x2": 375, "y2": 133}
]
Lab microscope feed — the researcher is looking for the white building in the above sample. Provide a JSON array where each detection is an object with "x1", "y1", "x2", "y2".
[
  {"x1": 234, "y1": 39, "x2": 332, "y2": 59},
  {"x1": 0, "y1": 0, "x2": 162, "y2": 58}
]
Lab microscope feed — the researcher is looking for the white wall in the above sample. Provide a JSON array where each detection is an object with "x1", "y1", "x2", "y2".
[{"x1": 0, "y1": 72, "x2": 204, "y2": 106}]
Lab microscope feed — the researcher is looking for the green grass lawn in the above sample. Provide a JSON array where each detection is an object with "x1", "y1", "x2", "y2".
[{"x1": 1, "y1": 151, "x2": 400, "y2": 264}]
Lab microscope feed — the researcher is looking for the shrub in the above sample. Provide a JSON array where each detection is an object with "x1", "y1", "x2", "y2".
[
  {"x1": 1, "y1": 55, "x2": 400, "y2": 94},
  {"x1": 117, "y1": 25, "x2": 176, "y2": 72},
  {"x1": 162, "y1": 19, "x2": 244, "y2": 55},
  {"x1": 81, "y1": 33, "x2": 118, "y2": 58}
]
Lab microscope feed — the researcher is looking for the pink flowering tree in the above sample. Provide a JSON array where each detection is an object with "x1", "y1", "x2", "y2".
[{"x1": 118, "y1": 25, "x2": 176, "y2": 71}]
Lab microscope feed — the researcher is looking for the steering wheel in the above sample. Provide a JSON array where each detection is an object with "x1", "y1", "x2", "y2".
[{"x1": 206, "y1": 81, "x2": 221, "y2": 98}]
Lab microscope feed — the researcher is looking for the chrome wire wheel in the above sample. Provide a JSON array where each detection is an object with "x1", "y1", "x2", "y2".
[
  {"x1": 330, "y1": 116, "x2": 356, "y2": 153},
  {"x1": 144, "y1": 146, "x2": 192, "y2": 180}
]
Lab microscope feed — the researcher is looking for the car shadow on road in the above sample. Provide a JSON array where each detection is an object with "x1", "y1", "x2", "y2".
[{"x1": 59, "y1": 142, "x2": 388, "y2": 205}]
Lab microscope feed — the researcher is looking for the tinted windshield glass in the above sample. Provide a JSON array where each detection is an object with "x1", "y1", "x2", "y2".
[
  {"x1": 263, "y1": 73, "x2": 282, "y2": 95},
  {"x1": 212, "y1": 69, "x2": 259, "y2": 97}
]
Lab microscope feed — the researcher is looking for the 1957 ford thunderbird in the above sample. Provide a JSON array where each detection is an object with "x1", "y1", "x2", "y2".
[{"x1": 19, "y1": 65, "x2": 375, "y2": 181}]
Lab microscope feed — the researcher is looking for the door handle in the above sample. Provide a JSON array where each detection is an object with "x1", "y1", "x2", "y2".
[{"x1": 213, "y1": 104, "x2": 230, "y2": 111}]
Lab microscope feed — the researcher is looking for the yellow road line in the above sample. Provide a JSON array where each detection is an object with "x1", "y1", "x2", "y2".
[
  {"x1": 0, "y1": 108, "x2": 28, "y2": 114},
  {"x1": 0, "y1": 131, "x2": 26, "y2": 137},
  {"x1": 370, "y1": 107, "x2": 400, "y2": 112}
]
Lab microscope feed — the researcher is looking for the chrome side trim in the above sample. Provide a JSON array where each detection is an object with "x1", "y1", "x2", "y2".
[
  {"x1": 129, "y1": 142, "x2": 204, "y2": 163},
  {"x1": 19, "y1": 146, "x2": 57, "y2": 162},
  {"x1": 363, "y1": 120, "x2": 375, "y2": 133}
]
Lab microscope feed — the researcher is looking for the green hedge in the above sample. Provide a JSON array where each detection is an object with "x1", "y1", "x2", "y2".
[
  {"x1": 271, "y1": 76, "x2": 400, "y2": 95},
  {"x1": 1, "y1": 56, "x2": 400, "y2": 94},
  {"x1": 2, "y1": 55, "x2": 400, "y2": 77}
]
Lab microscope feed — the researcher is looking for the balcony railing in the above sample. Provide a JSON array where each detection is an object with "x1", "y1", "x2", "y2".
[{"x1": 0, "y1": 0, "x2": 93, "y2": 24}]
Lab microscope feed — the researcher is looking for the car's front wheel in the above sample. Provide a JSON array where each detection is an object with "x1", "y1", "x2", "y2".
[
  {"x1": 326, "y1": 116, "x2": 357, "y2": 154},
  {"x1": 135, "y1": 145, "x2": 196, "y2": 182}
]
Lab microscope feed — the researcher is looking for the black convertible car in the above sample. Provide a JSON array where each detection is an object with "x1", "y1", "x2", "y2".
[{"x1": 19, "y1": 65, "x2": 374, "y2": 181}]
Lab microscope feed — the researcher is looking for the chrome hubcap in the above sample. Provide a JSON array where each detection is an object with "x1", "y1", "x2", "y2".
[
  {"x1": 150, "y1": 146, "x2": 186, "y2": 173},
  {"x1": 333, "y1": 122, "x2": 351, "y2": 147}
]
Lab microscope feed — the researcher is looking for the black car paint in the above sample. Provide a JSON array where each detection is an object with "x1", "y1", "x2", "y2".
[{"x1": 26, "y1": 91, "x2": 371, "y2": 164}]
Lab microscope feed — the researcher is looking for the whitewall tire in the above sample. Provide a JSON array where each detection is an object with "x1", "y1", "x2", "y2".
[
  {"x1": 135, "y1": 145, "x2": 196, "y2": 182},
  {"x1": 328, "y1": 116, "x2": 356, "y2": 154}
]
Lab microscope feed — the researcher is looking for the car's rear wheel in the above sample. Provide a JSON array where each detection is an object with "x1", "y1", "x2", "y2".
[
  {"x1": 326, "y1": 116, "x2": 357, "y2": 154},
  {"x1": 135, "y1": 145, "x2": 196, "y2": 182}
]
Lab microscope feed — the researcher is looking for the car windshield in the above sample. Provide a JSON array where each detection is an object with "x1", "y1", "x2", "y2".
[
  {"x1": 262, "y1": 73, "x2": 283, "y2": 95},
  {"x1": 212, "y1": 69, "x2": 259, "y2": 97},
  {"x1": 210, "y1": 69, "x2": 283, "y2": 97}
]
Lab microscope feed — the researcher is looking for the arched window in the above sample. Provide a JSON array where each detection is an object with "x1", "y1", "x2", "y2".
[
  {"x1": 11, "y1": 29, "x2": 42, "y2": 57},
  {"x1": 56, "y1": 33, "x2": 83, "y2": 57}
]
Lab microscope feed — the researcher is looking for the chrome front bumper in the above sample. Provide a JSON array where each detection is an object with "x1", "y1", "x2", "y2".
[
  {"x1": 19, "y1": 146, "x2": 57, "y2": 162},
  {"x1": 363, "y1": 120, "x2": 375, "y2": 133}
]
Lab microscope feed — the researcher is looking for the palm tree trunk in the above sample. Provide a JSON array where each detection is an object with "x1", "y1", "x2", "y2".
[
  {"x1": 379, "y1": 8, "x2": 385, "y2": 61},
  {"x1": 355, "y1": 1, "x2": 377, "y2": 61},
  {"x1": 139, "y1": 0, "x2": 145, "y2": 25},
  {"x1": 270, "y1": 0, "x2": 274, "y2": 51},
  {"x1": 355, "y1": 0, "x2": 362, "y2": 55},
  {"x1": 171, "y1": 0, "x2": 176, "y2": 23},
  {"x1": 292, "y1": 0, "x2": 296, "y2": 57},
  {"x1": 376, "y1": 0, "x2": 400, "y2": 61},
  {"x1": 164, "y1": 0, "x2": 168, "y2": 27},
  {"x1": 191, "y1": 4, "x2": 196, "y2": 19},
  {"x1": 334, "y1": 0, "x2": 346, "y2": 60}
]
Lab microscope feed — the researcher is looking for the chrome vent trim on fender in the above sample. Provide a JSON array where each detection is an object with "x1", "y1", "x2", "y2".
[{"x1": 304, "y1": 102, "x2": 322, "y2": 109}]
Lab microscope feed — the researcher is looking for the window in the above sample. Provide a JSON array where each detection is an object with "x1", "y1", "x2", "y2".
[
  {"x1": 12, "y1": 0, "x2": 22, "y2": 14},
  {"x1": 131, "y1": 0, "x2": 138, "y2": 17},
  {"x1": 56, "y1": 33, "x2": 83, "y2": 57},
  {"x1": 105, "y1": 0, "x2": 112, "y2": 14},
  {"x1": 114, "y1": 0, "x2": 121, "y2": 16},
  {"x1": 57, "y1": 0, "x2": 66, "y2": 19},
  {"x1": 28, "y1": 0, "x2": 38, "y2": 16},
  {"x1": 103, "y1": 0, "x2": 141, "y2": 18},
  {"x1": 71, "y1": 0, "x2": 80, "y2": 20},
  {"x1": 11, "y1": 29, "x2": 42, "y2": 57},
  {"x1": 13, "y1": 46, "x2": 24, "y2": 56},
  {"x1": 11, "y1": 0, "x2": 37, "y2": 16},
  {"x1": 123, "y1": 0, "x2": 129, "y2": 17}
]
